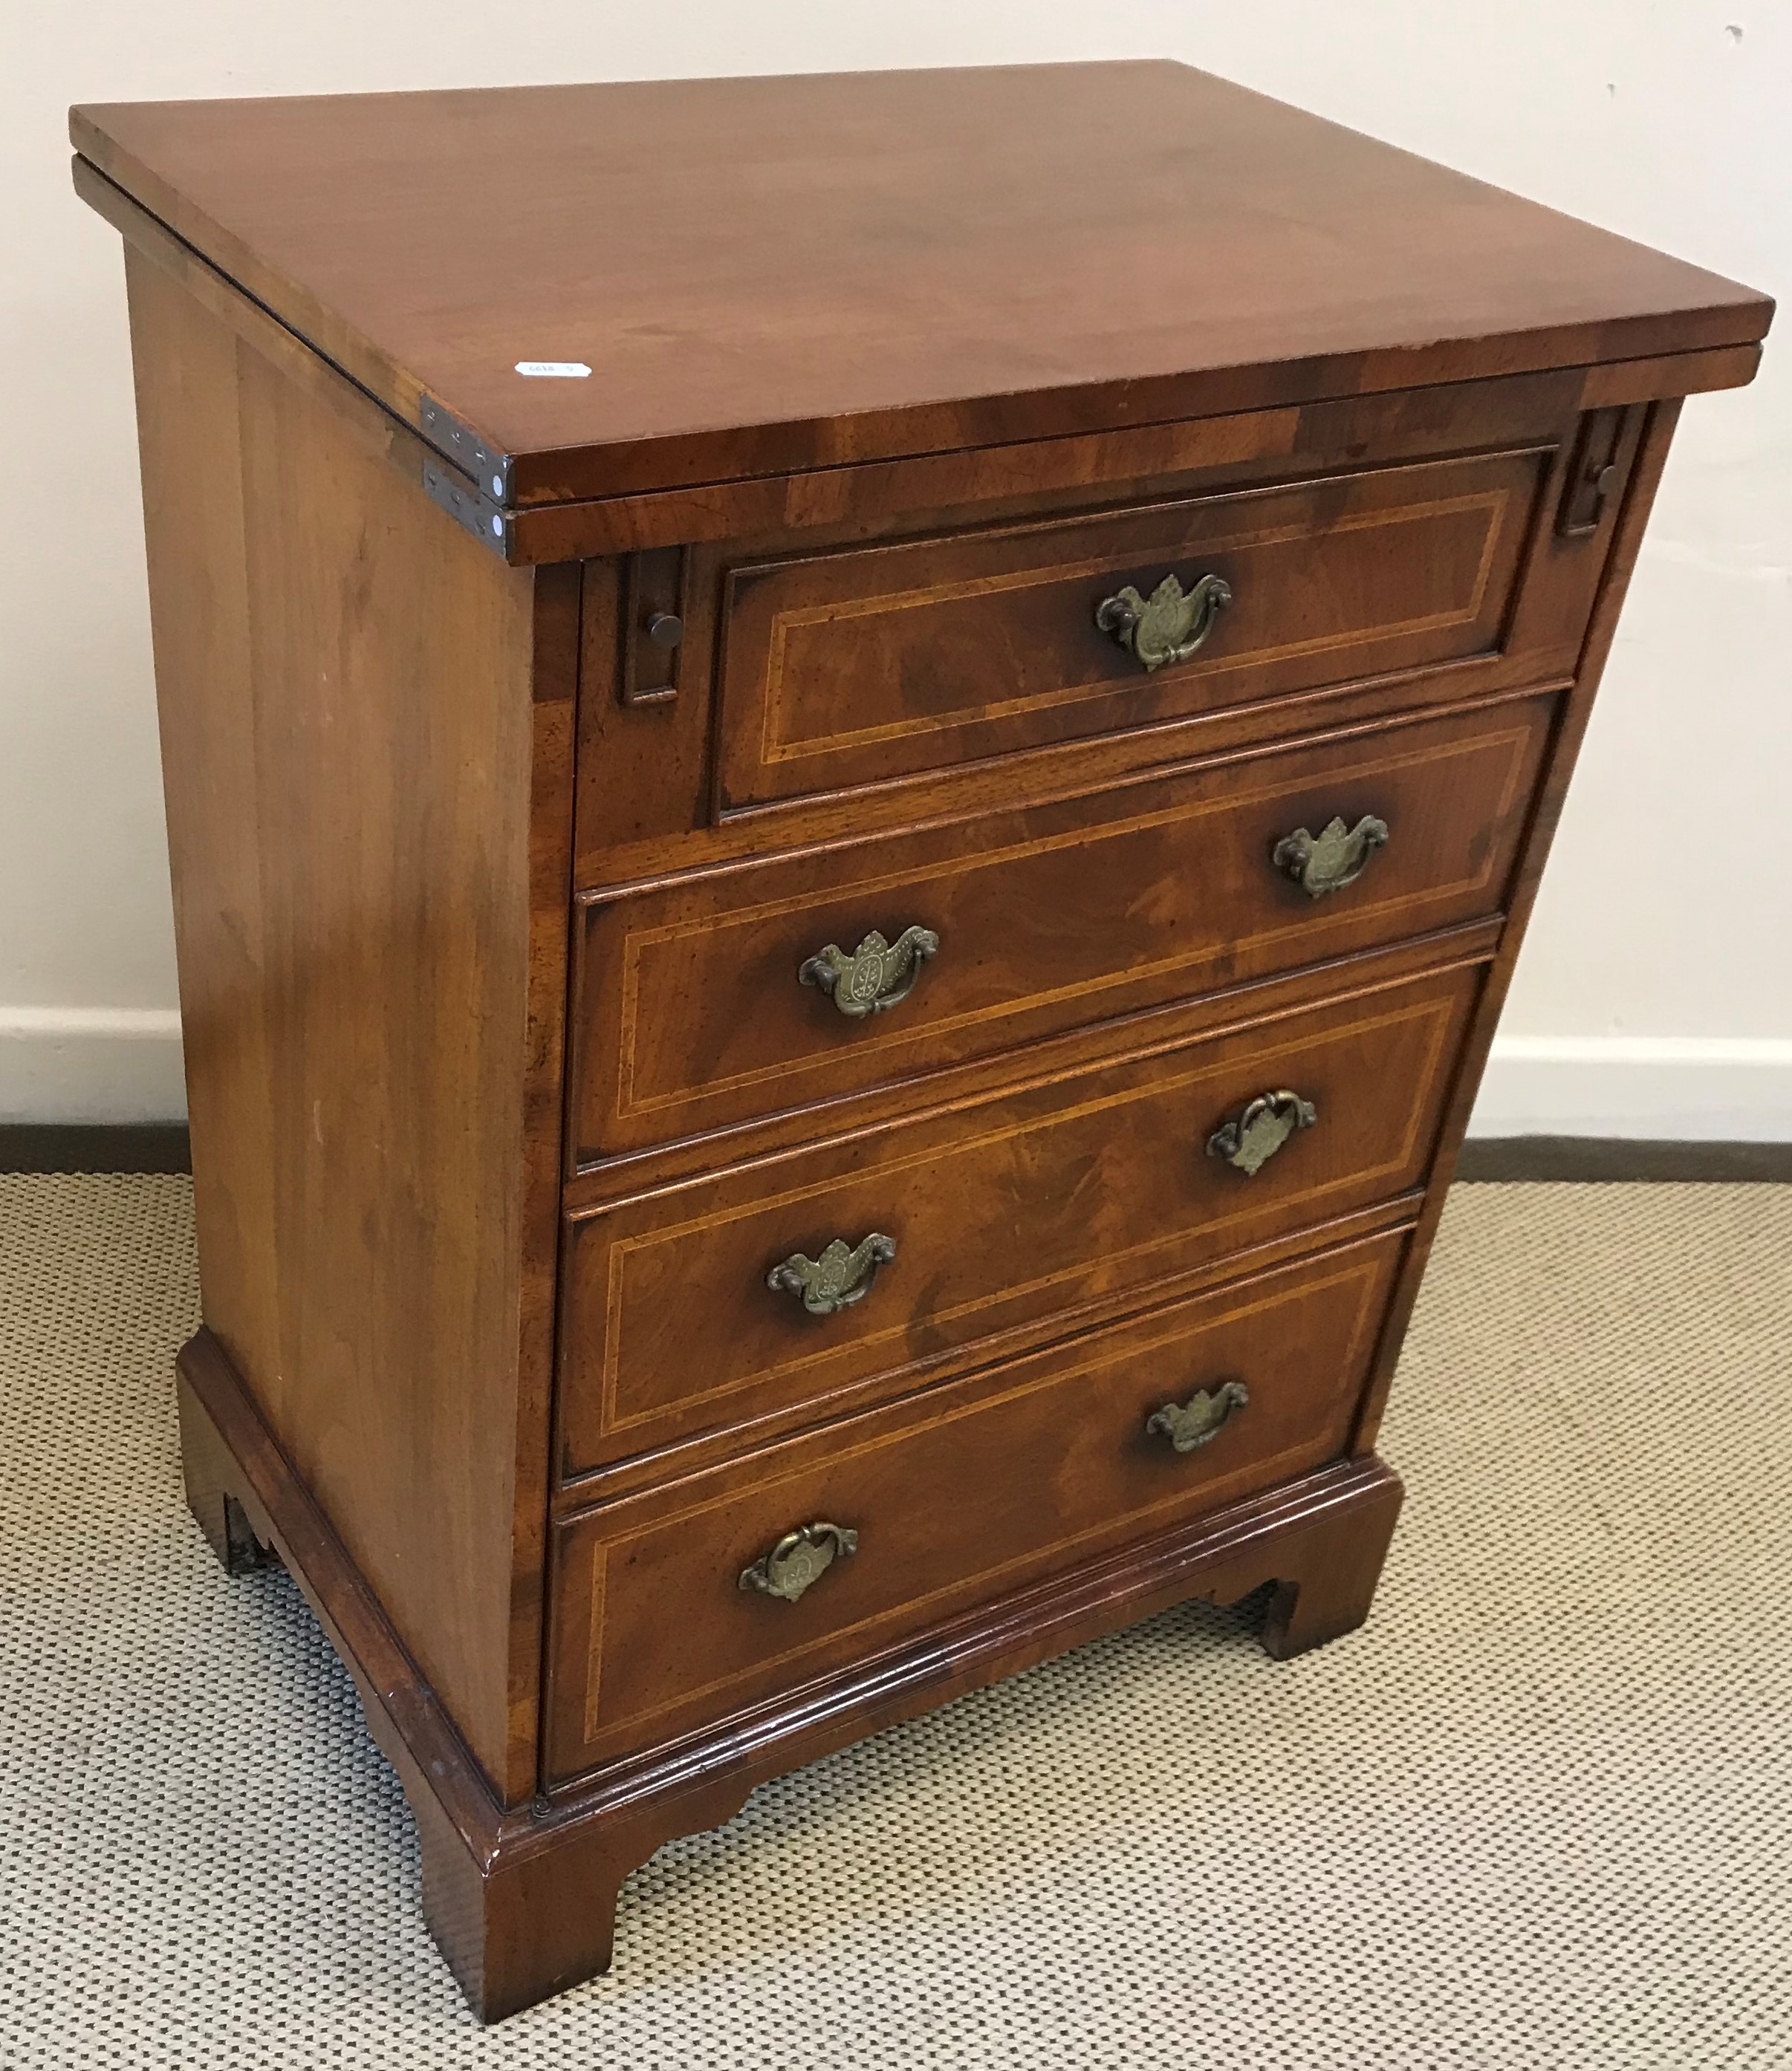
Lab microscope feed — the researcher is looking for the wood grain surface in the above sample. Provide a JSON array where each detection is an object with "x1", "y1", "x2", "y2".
[
  {"x1": 714, "y1": 447, "x2": 1545, "y2": 807},
  {"x1": 71, "y1": 65, "x2": 1770, "y2": 504},
  {"x1": 547, "y1": 1226, "x2": 1408, "y2": 1779},
  {"x1": 571, "y1": 692, "x2": 1555, "y2": 1166},
  {"x1": 557, "y1": 960, "x2": 1481, "y2": 1477},
  {"x1": 572, "y1": 379, "x2": 1637, "y2": 874},
  {"x1": 125, "y1": 252, "x2": 562, "y2": 1801}
]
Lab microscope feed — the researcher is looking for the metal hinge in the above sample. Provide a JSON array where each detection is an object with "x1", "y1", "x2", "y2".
[
  {"x1": 418, "y1": 394, "x2": 510, "y2": 504},
  {"x1": 420, "y1": 457, "x2": 510, "y2": 556},
  {"x1": 417, "y1": 392, "x2": 513, "y2": 555}
]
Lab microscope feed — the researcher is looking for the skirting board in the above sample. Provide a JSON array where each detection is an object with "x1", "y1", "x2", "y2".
[
  {"x1": 1467, "y1": 1036, "x2": 1792, "y2": 1142},
  {"x1": 0, "y1": 1007, "x2": 185, "y2": 1124},
  {"x1": 1455, "y1": 1137, "x2": 1792, "y2": 1182},
  {"x1": 0, "y1": 1123, "x2": 195, "y2": 1174}
]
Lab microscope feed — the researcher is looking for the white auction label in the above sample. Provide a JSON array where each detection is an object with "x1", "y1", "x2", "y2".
[{"x1": 514, "y1": 360, "x2": 592, "y2": 377}]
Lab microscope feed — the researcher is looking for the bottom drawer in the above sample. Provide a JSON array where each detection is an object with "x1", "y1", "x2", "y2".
[{"x1": 545, "y1": 1225, "x2": 1407, "y2": 1783}]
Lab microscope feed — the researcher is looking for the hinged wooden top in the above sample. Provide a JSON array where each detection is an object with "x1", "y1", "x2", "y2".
[{"x1": 71, "y1": 63, "x2": 1770, "y2": 513}]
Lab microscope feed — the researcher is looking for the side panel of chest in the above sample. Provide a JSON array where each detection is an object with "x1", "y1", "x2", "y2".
[{"x1": 123, "y1": 252, "x2": 570, "y2": 1804}]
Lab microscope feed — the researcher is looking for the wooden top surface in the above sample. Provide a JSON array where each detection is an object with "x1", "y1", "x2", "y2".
[{"x1": 71, "y1": 63, "x2": 1771, "y2": 506}]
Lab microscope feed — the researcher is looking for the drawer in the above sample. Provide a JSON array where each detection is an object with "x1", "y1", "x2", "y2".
[
  {"x1": 546, "y1": 1226, "x2": 1407, "y2": 1781},
  {"x1": 558, "y1": 960, "x2": 1479, "y2": 1478},
  {"x1": 571, "y1": 694, "x2": 1553, "y2": 1165},
  {"x1": 713, "y1": 446, "x2": 1551, "y2": 810}
]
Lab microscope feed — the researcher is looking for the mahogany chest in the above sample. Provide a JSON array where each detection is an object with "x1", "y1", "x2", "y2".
[{"x1": 72, "y1": 62, "x2": 1769, "y2": 2020}]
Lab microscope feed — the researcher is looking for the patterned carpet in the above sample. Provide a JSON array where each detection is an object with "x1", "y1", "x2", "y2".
[{"x1": 1, "y1": 1174, "x2": 1788, "y2": 2069}]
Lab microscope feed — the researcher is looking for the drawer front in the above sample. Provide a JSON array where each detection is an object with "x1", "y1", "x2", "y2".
[
  {"x1": 558, "y1": 961, "x2": 1479, "y2": 1477},
  {"x1": 572, "y1": 695, "x2": 1553, "y2": 1165},
  {"x1": 547, "y1": 1227, "x2": 1406, "y2": 1781},
  {"x1": 715, "y1": 446, "x2": 1549, "y2": 809}
]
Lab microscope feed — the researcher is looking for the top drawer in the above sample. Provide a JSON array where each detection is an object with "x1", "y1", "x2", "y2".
[{"x1": 714, "y1": 446, "x2": 1551, "y2": 810}]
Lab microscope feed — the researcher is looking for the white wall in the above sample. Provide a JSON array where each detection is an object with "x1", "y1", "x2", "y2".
[{"x1": 3, "y1": 1, "x2": 1787, "y2": 1134}]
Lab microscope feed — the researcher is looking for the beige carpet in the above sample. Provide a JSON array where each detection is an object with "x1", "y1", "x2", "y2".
[{"x1": 1, "y1": 1176, "x2": 1788, "y2": 2069}]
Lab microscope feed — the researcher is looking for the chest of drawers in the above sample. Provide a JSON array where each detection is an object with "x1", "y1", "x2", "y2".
[{"x1": 74, "y1": 62, "x2": 1769, "y2": 2019}]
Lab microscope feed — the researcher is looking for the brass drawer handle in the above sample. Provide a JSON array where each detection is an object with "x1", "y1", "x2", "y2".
[
  {"x1": 767, "y1": 1232, "x2": 897, "y2": 1316},
  {"x1": 1094, "y1": 571, "x2": 1233, "y2": 672},
  {"x1": 1273, "y1": 814, "x2": 1389, "y2": 899},
  {"x1": 739, "y1": 1521, "x2": 859, "y2": 1603},
  {"x1": 1147, "y1": 1379, "x2": 1249, "y2": 1453},
  {"x1": 800, "y1": 926, "x2": 940, "y2": 1019},
  {"x1": 1207, "y1": 1090, "x2": 1317, "y2": 1176}
]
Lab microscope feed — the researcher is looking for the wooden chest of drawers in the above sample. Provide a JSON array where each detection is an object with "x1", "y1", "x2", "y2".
[{"x1": 74, "y1": 62, "x2": 1769, "y2": 2020}]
